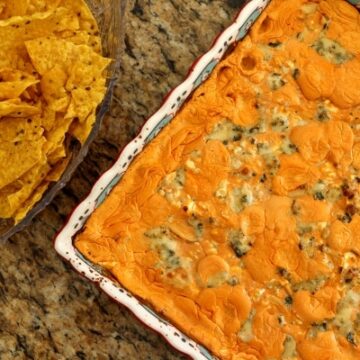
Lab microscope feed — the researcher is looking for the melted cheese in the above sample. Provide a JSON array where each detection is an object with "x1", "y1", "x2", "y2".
[{"x1": 76, "y1": 0, "x2": 360, "y2": 359}]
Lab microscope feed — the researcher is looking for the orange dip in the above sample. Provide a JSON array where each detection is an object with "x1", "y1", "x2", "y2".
[{"x1": 76, "y1": 1, "x2": 360, "y2": 358}]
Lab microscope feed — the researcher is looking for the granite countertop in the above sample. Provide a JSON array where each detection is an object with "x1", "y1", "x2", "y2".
[{"x1": 0, "y1": 1, "x2": 241, "y2": 359}]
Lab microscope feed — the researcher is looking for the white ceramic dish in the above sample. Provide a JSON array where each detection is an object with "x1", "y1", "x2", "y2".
[{"x1": 54, "y1": 0, "x2": 360, "y2": 358}]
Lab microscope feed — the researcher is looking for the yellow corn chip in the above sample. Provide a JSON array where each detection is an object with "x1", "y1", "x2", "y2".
[
  {"x1": 66, "y1": 86, "x2": 105, "y2": 124},
  {"x1": 0, "y1": 0, "x2": 29, "y2": 19},
  {"x1": 0, "y1": 137, "x2": 46, "y2": 189},
  {"x1": 40, "y1": 65, "x2": 70, "y2": 112},
  {"x1": 0, "y1": 67, "x2": 38, "y2": 82},
  {"x1": 43, "y1": 115, "x2": 73, "y2": 155},
  {"x1": 0, "y1": 160, "x2": 49, "y2": 218},
  {"x1": 0, "y1": 6, "x2": 80, "y2": 69},
  {"x1": 14, "y1": 181, "x2": 50, "y2": 223},
  {"x1": 25, "y1": 37, "x2": 76, "y2": 75},
  {"x1": 7, "y1": 162, "x2": 49, "y2": 212},
  {"x1": 31, "y1": 106, "x2": 56, "y2": 132},
  {"x1": 46, "y1": 156, "x2": 71, "y2": 182},
  {"x1": 0, "y1": 187, "x2": 22, "y2": 218},
  {"x1": 0, "y1": 79, "x2": 39, "y2": 100},
  {"x1": 59, "y1": 0, "x2": 101, "y2": 51},
  {"x1": 47, "y1": 144, "x2": 67, "y2": 165},
  {"x1": 0, "y1": 99, "x2": 40, "y2": 117},
  {"x1": 0, "y1": 117, "x2": 43, "y2": 142},
  {"x1": 0, "y1": 0, "x2": 62, "y2": 20},
  {"x1": 69, "y1": 111, "x2": 97, "y2": 144},
  {"x1": 26, "y1": 37, "x2": 109, "y2": 139},
  {"x1": 25, "y1": 37, "x2": 109, "y2": 76},
  {"x1": 0, "y1": 67, "x2": 39, "y2": 99},
  {"x1": 67, "y1": 48, "x2": 110, "y2": 87}
]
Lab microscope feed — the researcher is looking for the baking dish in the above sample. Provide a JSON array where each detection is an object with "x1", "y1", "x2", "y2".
[
  {"x1": 55, "y1": 0, "x2": 360, "y2": 359},
  {"x1": 0, "y1": 0, "x2": 126, "y2": 242}
]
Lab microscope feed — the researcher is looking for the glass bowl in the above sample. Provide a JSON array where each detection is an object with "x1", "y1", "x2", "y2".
[{"x1": 0, "y1": 0, "x2": 127, "y2": 242}]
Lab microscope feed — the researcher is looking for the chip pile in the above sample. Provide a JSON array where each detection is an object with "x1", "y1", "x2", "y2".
[{"x1": 0, "y1": 0, "x2": 110, "y2": 223}]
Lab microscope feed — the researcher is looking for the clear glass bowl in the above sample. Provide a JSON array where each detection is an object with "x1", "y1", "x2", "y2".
[{"x1": 0, "y1": 0, "x2": 127, "y2": 242}]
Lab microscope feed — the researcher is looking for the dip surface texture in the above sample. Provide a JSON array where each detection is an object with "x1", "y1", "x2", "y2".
[{"x1": 76, "y1": 1, "x2": 360, "y2": 359}]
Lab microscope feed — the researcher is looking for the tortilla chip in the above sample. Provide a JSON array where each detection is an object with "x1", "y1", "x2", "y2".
[
  {"x1": 0, "y1": 79, "x2": 39, "y2": 100},
  {"x1": 25, "y1": 37, "x2": 79, "y2": 76},
  {"x1": 0, "y1": 6, "x2": 80, "y2": 69},
  {"x1": 40, "y1": 65, "x2": 70, "y2": 112},
  {"x1": 43, "y1": 115, "x2": 73, "y2": 155},
  {"x1": 47, "y1": 144, "x2": 67, "y2": 165},
  {"x1": 25, "y1": 37, "x2": 109, "y2": 77},
  {"x1": 0, "y1": 0, "x2": 62, "y2": 20},
  {"x1": 46, "y1": 156, "x2": 71, "y2": 182},
  {"x1": 0, "y1": 68, "x2": 38, "y2": 100},
  {"x1": 0, "y1": 147, "x2": 70, "y2": 219},
  {"x1": 8, "y1": 163, "x2": 49, "y2": 210},
  {"x1": 67, "y1": 46, "x2": 110, "y2": 87},
  {"x1": 0, "y1": 99, "x2": 40, "y2": 117},
  {"x1": 0, "y1": 160, "x2": 49, "y2": 218},
  {"x1": 0, "y1": 137, "x2": 46, "y2": 189},
  {"x1": 61, "y1": 30, "x2": 92, "y2": 47},
  {"x1": 14, "y1": 181, "x2": 50, "y2": 223},
  {"x1": 59, "y1": 0, "x2": 102, "y2": 51},
  {"x1": 66, "y1": 86, "x2": 105, "y2": 124},
  {"x1": 0, "y1": 117, "x2": 43, "y2": 142},
  {"x1": 26, "y1": 37, "x2": 109, "y2": 141},
  {"x1": 0, "y1": 0, "x2": 29, "y2": 19},
  {"x1": 60, "y1": 0, "x2": 95, "y2": 23},
  {"x1": 0, "y1": 68, "x2": 35, "y2": 81},
  {"x1": 69, "y1": 111, "x2": 97, "y2": 144},
  {"x1": 32, "y1": 106, "x2": 56, "y2": 132}
]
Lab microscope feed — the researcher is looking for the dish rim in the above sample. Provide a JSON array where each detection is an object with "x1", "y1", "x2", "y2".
[{"x1": 53, "y1": 0, "x2": 360, "y2": 358}]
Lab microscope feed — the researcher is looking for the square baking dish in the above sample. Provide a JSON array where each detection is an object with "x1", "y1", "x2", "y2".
[{"x1": 55, "y1": 0, "x2": 360, "y2": 359}]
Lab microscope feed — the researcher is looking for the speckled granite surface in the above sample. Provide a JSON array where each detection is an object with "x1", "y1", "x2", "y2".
[{"x1": 0, "y1": 1, "x2": 242, "y2": 359}]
